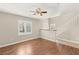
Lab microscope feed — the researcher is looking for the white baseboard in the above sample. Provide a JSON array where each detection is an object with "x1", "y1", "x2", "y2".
[
  {"x1": 0, "y1": 37, "x2": 39, "y2": 48},
  {"x1": 1, "y1": 36, "x2": 79, "y2": 49},
  {"x1": 41, "y1": 36, "x2": 79, "y2": 49}
]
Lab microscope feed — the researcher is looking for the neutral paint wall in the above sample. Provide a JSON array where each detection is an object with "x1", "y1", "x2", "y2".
[
  {"x1": 0, "y1": 12, "x2": 40, "y2": 47},
  {"x1": 40, "y1": 19, "x2": 49, "y2": 29},
  {"x1": 40, "y1": 13, "x2": 79, "y2": 42}
]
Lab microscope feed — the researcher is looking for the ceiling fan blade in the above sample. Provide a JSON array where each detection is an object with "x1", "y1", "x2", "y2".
[{"x1": 41, "y1": 11, "x2": 47, "y2": 13}]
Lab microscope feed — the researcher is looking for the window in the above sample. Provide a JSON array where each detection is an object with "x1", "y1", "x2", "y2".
[{"x1": 18, "y1": 20, "x2": 32, "y2": 35}]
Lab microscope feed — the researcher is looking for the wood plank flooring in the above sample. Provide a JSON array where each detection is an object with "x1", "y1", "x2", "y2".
[{"x1": 0, "y1": 38, "x2": 79, "y2": 55}]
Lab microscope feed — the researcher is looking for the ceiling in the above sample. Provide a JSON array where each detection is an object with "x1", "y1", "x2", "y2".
[{"x1": 0, "y1": 3, "x2": 79, "y2": 19}]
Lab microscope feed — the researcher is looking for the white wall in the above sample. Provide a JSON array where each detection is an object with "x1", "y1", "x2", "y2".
[
  {"x1": 40, "y1": 13, "x2": 79, "y2": 43},
  {"x1": 39, "y1": 18, "x2": 55, "y2": 40},
  {"x1": 0, "y1": 12, "x2": 40, "y2": 47},
  {"x1": 40, "y1": 19, "x2": 49, "y2": 29}
]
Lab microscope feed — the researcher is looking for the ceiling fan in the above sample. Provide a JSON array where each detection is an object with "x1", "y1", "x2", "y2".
[{"x1": 31, "y1": 8, "x2": 47, "y2": 16}]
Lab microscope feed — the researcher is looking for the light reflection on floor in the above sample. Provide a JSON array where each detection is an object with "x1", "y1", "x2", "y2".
[{"x1": 16, "y1": 45, "x2": 33, "y2": 55}]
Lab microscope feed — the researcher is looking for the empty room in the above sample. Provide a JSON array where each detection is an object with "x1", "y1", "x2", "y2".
[{"x1": 0, "y1": 3, "x2": 79, "y2": 55}]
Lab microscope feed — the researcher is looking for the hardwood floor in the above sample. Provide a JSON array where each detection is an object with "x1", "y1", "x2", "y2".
[{"x1": 0, "y1": 38, "x2": 79, "y2": 55}]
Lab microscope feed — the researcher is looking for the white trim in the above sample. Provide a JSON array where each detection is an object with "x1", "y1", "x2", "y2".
[
  {"x1": 1, "y1": 36, "x2": 79, "y2": 49},
  {"x1": 0, "y1": 37, "x2": 38, "y2": 48},
  {"x1": 42, "y1": 37, "x2": 79, "y2": 49}
]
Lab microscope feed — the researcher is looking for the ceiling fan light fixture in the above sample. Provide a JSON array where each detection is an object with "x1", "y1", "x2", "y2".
[{"x1": 31, "y1": 8, "x2": 47, "y2": 16}]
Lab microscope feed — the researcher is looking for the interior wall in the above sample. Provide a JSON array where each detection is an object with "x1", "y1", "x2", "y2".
[
  {"x1": 0, "y1": 12, "x2": 40, "y2": 47},
  {"x1": 40, "y1": 19, "x2": 49, "y2": 29},
  {"x1": 40, "y1": 18, "x2": 55, "y2": 40},
  {"x1": 40, "y1": 13, "x2": 79, "y2": 42},
  {"x1": 64, "y1": 14, "x2": 79, "y2": 42}
]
